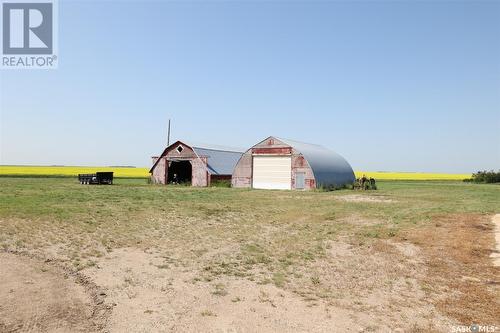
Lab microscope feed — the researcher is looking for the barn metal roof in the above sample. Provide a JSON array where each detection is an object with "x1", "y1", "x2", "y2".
[
  {"x1": 149, "y1": 141, "x2": 243, "y2": 175},
  {"x1": 276, "y1": 137, "x2": 355, "y2": 187},
  {"x1": 192, "y1": 146, "x2": 243, "y2": 175}
]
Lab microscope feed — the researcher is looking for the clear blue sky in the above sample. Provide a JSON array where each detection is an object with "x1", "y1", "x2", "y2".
[{"x1": 1, "y1": 0, "x2": 499, "y2": 173}]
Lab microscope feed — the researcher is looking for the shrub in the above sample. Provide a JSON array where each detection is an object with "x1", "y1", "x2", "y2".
[
  {"x1": 210, "y1": 180, "x2": 231, "y2": 188},
  {"x1": 317, "y1": 183, "x2": 350, "y2": 191},
  {"x1": 465, "y1": 170, "x2": 500, "y2": 184}
]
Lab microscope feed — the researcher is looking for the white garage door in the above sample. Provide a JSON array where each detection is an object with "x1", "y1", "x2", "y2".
[{"x1": 252, "y1": 156, "x2": 292, "y2": 190}]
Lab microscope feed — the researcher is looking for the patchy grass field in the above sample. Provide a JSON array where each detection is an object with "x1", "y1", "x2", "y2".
[
  {"x1": 0, "y1": 178, "x2": 498, "y2": 332},
  {"x1": 354, "y1": 171, "x2": 471, "y2": 180}
]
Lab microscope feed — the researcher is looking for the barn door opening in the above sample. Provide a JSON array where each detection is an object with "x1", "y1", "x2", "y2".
[{"x1": 167, "y1": 160, "x2": 192, "y2": 185}]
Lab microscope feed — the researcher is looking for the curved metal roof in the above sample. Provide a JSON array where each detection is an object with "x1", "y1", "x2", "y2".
[{"x1": 276, "y1": 137, "x2": 355, "y2": 187}]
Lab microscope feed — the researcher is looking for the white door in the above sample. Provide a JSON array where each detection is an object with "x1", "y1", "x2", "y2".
[{"x1": 252, "y1": 156, "x2": 292, "y2": 190}]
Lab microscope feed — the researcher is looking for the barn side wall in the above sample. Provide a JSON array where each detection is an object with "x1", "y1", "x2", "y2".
[
  {"x1": 291, "y1": 155, "x2": 316, "y2": 190},
  {"x1": 231, "y1": 137, "x2": 316, "y2": 190},
  {"x1": 231, "y1": 153, "x2": 253, "y2": 188},
  {"x1": 151, "y1": 157, "x2": 167, "y2": 184},
  {"x1": 191, "y1": 156, "x2": 208, "y2": 187}
]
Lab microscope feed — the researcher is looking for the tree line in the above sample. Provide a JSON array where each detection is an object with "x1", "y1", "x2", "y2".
[{"x1": 464, "y1": 170, "x2": 500, "y2": 184}]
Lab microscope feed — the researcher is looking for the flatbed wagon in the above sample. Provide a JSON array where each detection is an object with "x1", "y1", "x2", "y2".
[{"x1": 78, "y1": 172, "x2": 114, "y2": 185}]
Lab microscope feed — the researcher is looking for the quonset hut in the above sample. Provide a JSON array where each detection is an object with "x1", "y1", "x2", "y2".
[
  {"x1": 231, "y1": 136, "x2": 355, "y2": 190},
  {"x1": 150, "y1": 141, "x2": 243, "y2": 186}
]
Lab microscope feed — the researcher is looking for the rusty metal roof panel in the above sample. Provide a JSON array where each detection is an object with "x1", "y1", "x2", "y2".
[{"x1": 276, "y1": 137, "x2": 355, "y2": 187}]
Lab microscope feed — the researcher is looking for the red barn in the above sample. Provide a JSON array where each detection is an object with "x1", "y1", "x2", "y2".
[{"x1": 150, "y1": 141, "x2": 243, "y2": 186}]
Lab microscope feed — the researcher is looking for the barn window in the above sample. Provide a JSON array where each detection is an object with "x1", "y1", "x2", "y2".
[{"x1": 176, "y1": 145, "x2": 184, "y2": 153}]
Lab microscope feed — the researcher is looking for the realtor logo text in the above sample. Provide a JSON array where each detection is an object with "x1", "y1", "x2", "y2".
[{"x1": 1, "y1": 0, "x2": 58, "y2": 69}]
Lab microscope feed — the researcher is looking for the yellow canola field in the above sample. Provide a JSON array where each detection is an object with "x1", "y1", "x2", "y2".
[
  {"x1": 354, "y1": 171, "x2": 471, "y2": 180},
  {"x1": 0, "y1": 166, "x2": 471, "y2": 180},
  {"x1": 0, "y1": 166, "x2": 150, "y2": 178}
]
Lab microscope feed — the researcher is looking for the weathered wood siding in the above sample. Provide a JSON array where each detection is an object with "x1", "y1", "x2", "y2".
[
  {"x1": 191, "y1": 156, "x2": 208, "y2": 187},
  {"x1": 151, "y1": 157, "x2": 167, "y2": 184}
]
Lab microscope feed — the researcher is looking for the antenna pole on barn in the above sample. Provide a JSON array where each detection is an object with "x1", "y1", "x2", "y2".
[{"x1": 167, "y1": 119, "x2": 171, "y2": 147}]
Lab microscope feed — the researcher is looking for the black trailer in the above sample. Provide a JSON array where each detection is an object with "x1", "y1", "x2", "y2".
[{"x1": 78, "y1": 172, "x2": 114, "y2": 185}]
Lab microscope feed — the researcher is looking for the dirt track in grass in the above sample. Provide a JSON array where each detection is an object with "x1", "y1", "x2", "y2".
[
  {"x1": 403, "y1": 213, "x2": 500, "y2": 325},
  {"x1": 491, "y1": 214, "x2": 500, "y2": 267},
  {"x1": 0, "y1": 252, "x2": 109, "y2": 332}
]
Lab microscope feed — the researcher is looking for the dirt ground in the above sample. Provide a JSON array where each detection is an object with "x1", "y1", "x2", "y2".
[
  {"x1": 2, "y1": 243, "x2": 451, "y2": 333},
  {"x1": 1, "y1": 214, "x2": 499, "y2": 332},
  {"x1": 0, "y1": 252, "x2": 107, "y2": 332},
  {"x1": 491, "y1": 214, "x2": 500, "y2": 267},
  {"x1": 333, "y1": 194, "x2": 395, "y2": 203},
  {"x1": 2, "y1": 214, "x2": 498, "y2": 332},
  {"x1": 78, "y1": 243, "x2": 451, "y2": 333},
  {"x1": 403, "y1": 214, "x2": 500, "y2": 325}
]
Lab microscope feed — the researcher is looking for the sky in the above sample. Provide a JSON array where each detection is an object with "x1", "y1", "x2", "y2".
[{"x1": 1, "y1": 0, "x2": 499, "y2": 173}]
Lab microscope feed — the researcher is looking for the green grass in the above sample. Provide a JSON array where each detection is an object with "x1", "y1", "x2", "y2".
[{"x1": 0, "y1": 177, "x2": 498, "y2": 281}]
